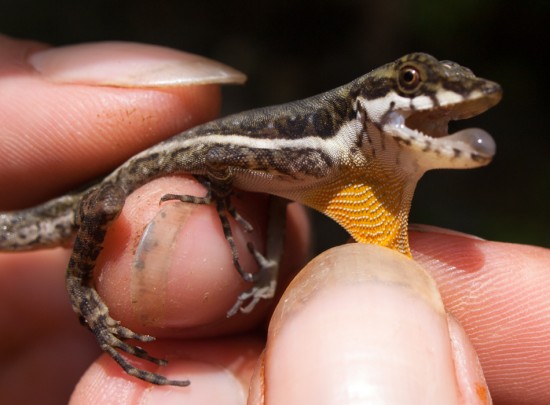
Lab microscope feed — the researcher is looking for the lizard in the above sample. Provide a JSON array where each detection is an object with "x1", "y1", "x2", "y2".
[{"x1": 0, "y1": 52, "x2": 502, "y2": 387}]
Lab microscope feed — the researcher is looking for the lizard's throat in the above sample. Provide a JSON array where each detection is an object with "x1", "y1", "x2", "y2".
[{"x1": 302, "y1": 167, "x2": 415, "y2": 256}]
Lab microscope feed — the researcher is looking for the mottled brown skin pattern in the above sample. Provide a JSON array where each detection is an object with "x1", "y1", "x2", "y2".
[{"x1": 0, "y1": 53, "x2": 502, "y2": 386}]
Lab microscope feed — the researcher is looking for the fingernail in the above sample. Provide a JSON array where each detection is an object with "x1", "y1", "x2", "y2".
[
  {"x1": 141, "y1": 360, "x2": 246, "y2": 404},
  {"x1": 131, "y1": 201, "x2": 197, "y2": 325},
  {"x1": 29, "y1": 41, "x2": 246, "y2": 87},
  {"x1": 409, "y1": 223, "x2": 486, "y2": 240}
]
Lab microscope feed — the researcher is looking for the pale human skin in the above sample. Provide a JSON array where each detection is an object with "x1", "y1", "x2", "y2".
[{"x1": 0, "y1": 36, "x2": 549, "y2": 404}]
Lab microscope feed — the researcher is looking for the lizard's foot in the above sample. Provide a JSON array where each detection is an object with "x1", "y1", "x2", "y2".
[
  {"x1": 74, "y1": 286, "x2": 190, "y2": 386},
  {"x1": 227, "y1": 242, "x2": 279, "y2": 317},
  {"x1": 83, "y1": 290, "x2": 190, "y2": 386}
]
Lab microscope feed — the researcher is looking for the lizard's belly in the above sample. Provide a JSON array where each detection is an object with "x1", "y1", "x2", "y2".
[{"x1": 232, "y1": 169, "x2": 320, "y2": 201}]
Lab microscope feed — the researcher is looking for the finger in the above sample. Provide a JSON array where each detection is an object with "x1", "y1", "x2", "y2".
[
  {"x1": 0, "y1": 34, "x2": 254, "y2": 401},
  {"x1": 0, "y1": 249, "x2": 100, "y2": 403},
  {"x1": 252, "y1": 244, "x2": 487, "y2": 404},
  {"x1": 70, "y1": 336, "x2": 263, "y2": 404},
  {"x1": 0, "y1": 35, "x2": 244, "y2": 208},
  {"x1": 95, "y1": 175, "x2": 310, "y2": 336},
  {"x1": 68, "y1": 174, "x2": 308, "y2": 399},
  {"x1": 410, "y1": 227, "x2": 550, "y2": 404}
]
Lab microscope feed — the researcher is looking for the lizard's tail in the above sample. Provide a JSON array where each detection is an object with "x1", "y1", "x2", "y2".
[{"x1": 0, "y1": 193, "x2": 82, "y2": 251}]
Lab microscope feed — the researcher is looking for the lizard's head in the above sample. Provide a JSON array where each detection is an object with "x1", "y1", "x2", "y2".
[{"x1": 357, "y1": 53, "x2": 502, "y2": 170}]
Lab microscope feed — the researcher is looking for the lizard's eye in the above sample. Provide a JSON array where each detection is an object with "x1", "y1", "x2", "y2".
[{"x1": 398, "y1": 65, "x2": 422, "y2": 93}]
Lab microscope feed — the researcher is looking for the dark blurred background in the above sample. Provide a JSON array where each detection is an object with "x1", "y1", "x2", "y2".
[{"x1": 1, "y1": 0, "x2": 548, "y2": 249}]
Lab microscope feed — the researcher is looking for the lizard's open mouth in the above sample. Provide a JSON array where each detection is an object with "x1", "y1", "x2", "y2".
[{"x1": 383, "y1": 89, "x2": 502, "y2": 167}]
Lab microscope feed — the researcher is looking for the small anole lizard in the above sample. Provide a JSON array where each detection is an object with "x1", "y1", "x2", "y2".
[{"x1": 0, "y1": 53, "x2": 502, "y2": 386}]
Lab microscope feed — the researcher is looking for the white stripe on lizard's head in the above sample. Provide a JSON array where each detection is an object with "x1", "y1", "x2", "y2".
[{"x1": 354, "y1": 53, "x2": 502, "y2": 171}]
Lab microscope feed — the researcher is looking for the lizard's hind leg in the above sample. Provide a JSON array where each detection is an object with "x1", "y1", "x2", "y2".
[{"x1": 67, "y1": 184, "x2": 189, "y2": 387}]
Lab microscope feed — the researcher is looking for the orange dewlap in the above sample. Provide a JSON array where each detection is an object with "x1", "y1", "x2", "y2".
[{"x1": 301, "y1": 167, "x2": 413, "y2": 256}]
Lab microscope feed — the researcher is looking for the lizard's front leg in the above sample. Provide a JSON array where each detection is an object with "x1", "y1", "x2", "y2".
[
  {"x1": 160, "y1": 175, "x2": 283, "y2": 318},
  {"x1": 66, "y1": 184, "x2": 189, "y2": 387},
  {"x1": 226, "y1": 196, "x2": 287, "y2": 317}
]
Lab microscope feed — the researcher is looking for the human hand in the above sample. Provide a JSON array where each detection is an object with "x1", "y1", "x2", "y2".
[
  {"x1": 1, "y1": 35, "x2": 549, "y2": 405},
  {"x1": 0, "y1": 35, "x2": 295, "y2": 403},
  {"x1": 253, "y1": 233, "x2": 550, "y2": 405}
]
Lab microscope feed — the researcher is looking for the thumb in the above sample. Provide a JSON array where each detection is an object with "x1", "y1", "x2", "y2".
[{"x1": 250, "y1": 244, "x2": 490, "y2": 405}]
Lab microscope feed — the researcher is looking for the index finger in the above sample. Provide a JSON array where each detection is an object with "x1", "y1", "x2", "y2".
[
  {"x1": 411, "y1": 228, "x2": 550, "y2": 404},
  {"x1": 0, "y1": 36, "x2": 244, "y2": 208}
]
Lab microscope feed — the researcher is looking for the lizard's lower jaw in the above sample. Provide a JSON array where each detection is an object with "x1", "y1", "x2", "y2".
[{"x1": 383, "y1": 110, "x2": 496, "y2": 170}]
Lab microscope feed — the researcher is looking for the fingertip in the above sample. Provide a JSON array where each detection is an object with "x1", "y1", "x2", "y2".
[
  {"x1": 411, "y1": 230, "x2": 550, "y2": 403},
  {"x1": 96, "y1": 176, "x2": 269, "y2": 334},
  {"x1": 260, "y1": 244, "x2": 480, "y2": 404},
  {"x1": 94, "y1": 174, "x2": 312, "y2": 338},
  {"x1": 0, "y1": 38, "x2": 225, "y2": 208}
]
